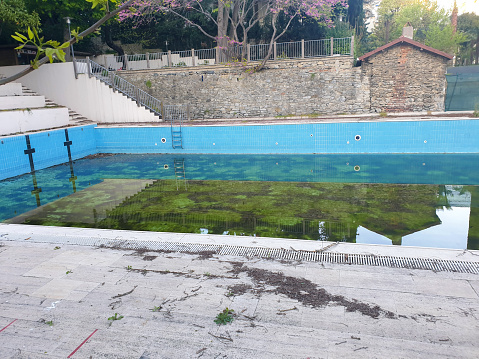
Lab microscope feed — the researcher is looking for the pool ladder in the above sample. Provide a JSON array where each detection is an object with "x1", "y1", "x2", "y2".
[
  {"x1": 171, "y1": 128, "x2": 183, "y2": 149},
  {"x1": 174, "y1": 159, "x2": 187, "y2": 190}
]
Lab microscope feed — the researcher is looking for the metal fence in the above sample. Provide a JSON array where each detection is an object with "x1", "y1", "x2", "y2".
[
  {"x1": 91, "y1": 37, "x2": 353, "y2": 71},
  {"x1": 445, "y1": 66, "x2": 479, "y2": 111}
]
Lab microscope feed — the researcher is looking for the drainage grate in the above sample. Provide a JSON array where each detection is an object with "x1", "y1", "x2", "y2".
[{"x1": 3, "y1": 234, "x2": 479, "y2": 274}]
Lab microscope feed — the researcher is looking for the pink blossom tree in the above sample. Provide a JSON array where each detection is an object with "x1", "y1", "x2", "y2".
[{"x1": 119, "y1": 0, "x2": 347, "y2": 69}]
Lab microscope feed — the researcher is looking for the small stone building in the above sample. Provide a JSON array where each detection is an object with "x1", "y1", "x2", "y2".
[{"x1": 359, "y1": 28, "x2": 453, "y2": 113}]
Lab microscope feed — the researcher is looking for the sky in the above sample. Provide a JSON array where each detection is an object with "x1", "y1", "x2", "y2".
[{"x1": 436, "y1": 0, "x2": 478, "y2": 14}]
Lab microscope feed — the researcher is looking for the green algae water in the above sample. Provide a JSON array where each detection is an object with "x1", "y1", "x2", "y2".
[{"x1": 2, "y1": 153, "x2": 479, "y2": 250}]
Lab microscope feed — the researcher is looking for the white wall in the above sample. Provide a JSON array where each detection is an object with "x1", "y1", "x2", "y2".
[
  {"x1": 0, "y1": 83, "x2": 22, "y2": 96},
  {"x1": 0, "y1": 107, "x2": 69, "y2": 136},
  {"x1": 0, "y1": 96, "x2": 45, "y2": 110},
  {"x1": 0, "y1": 63, "x2": 159, "y2": 123}
]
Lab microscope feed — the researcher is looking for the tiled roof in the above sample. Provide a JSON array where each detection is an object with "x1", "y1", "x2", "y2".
[{"x1": 358, "y1": 36, "x2": 454, "y2": 61}]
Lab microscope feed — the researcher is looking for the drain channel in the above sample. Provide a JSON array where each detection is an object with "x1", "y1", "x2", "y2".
[{"x1": 2, "y1": 233, "x2": 479, "y2": 274}]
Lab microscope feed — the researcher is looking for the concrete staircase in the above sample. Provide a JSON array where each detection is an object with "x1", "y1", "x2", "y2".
[
  {"x1": 0, "y1": 82, "x2": 70, "y2": 136},
  {"x1": 21, "y1": 85, "x2": 92, "y2": 126}
]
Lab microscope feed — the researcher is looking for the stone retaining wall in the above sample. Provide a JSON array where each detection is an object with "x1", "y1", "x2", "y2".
[
  {"x1": 119, "y1": 48, "x2": 449, "y2": 119},
  {"x1": 119, "y1": 57, "x2": 370, "y2": 119}
]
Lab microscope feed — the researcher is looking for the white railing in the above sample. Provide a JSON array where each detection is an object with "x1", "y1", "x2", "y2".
[{"x1": 90, "y1": 37, "x2": 353, "y2": 71}]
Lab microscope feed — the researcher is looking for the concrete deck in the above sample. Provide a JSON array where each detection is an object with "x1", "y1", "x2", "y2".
[
  {"x1": 93, "y1": 111, "x2": 476, "y2": 128},
  {"x1": 1, "y1": 224, "x2": 479, "y2": 358}
]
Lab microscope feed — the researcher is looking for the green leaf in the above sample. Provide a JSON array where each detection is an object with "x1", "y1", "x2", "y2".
[
  {"x1": 44, "y1": 40, "x2": 60, "y2": 47},
  {"x1": 11, "y1": 35, "x2": 25, "y2": 42},
  {"x1": 28, "y1": 27, "x2": 34, "y2": 40},
  {"x1": 15, "y1": 32, "x2": 27, "y2": 41},
  {"x1": 45, "y1": 48, "x2": 55, "y2": 63},
  {"x1": 55, "y1": 49, "x2": 66, "y2": 62},
  {"x1": 59, "y1": 42, "x2": 70, "y2": 49},
  {"x1": 14, "y1": 44, "x2": 25, "y2": 50}
]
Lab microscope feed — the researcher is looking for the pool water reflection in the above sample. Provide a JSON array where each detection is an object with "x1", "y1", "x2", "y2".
[{"x1": 1, "y1": 153, "x2": 479, "y2": 250}]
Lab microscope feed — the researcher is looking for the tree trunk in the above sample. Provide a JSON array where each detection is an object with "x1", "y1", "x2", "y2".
[
  {"x1": 475, "y1": 35, "x2": 479, "y2": 65},
  {"x1": 104, "y1": 23, "x2": 126, "y2": 68},
  {"x1": 217, "y1": 0, "x2": 227, "y2": 62}
]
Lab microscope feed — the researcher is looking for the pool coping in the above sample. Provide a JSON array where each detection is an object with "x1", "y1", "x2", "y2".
[
  {"x1": 94, "y1": 112, "x2": 476, "y2": 128},
  {"x1": 2, "y1": 223, "x2": 478, "y2": 267}
]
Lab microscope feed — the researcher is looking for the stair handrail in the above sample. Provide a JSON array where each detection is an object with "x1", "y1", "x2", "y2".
[{"x1": 75, "y1": 58, "x2": 163, "y2": 118}]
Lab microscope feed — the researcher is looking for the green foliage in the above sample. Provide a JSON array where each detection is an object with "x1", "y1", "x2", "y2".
[
  {"x1": 425, "y1": 23, "x2": 467, "y2": 54},
  {"x1": 473, "y1": 104, "x2": 479, "y2": 118},
  {"x1": 108, "y1": 313, "x2": 124, "y2": 321},
  {"x1": 214, "y1": 308, "x2": 235, "y2": 325},
  {"x1": 456, "y1": 12, "x2": 479, "y2": 66},
  {"x1": 13, "y1": 27, "x2": 69, "y2": 68},
  {"x1": 86, "y1": 0, "x2": 119, "y2": 10},
  {"x1": 369, "y1": 0, "x2": 466, "y2": 54},
  {"x1": 150, "y1": 306, "x2": 162, "y2": 312},
  {"x1": 145, "y1": 80, "x2": 152, "y2": 88},
  {"x1": 45, "y1": 320, "x2": 54, "y2": 326},
  {"x1": 0, "y1": 0, "x2": 40, "y2": 43}
]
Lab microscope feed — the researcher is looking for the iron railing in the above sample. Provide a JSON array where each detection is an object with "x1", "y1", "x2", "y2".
[{"x1": 90, "y1": 37, "x2": 353, "y2": 71}]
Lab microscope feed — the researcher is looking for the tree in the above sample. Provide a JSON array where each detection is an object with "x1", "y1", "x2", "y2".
[
  {"x1": 24, "y1": 0, "x2": 128, "y2": 56},
  {"x1": 0, "y1": 0, "x2": 40, "y2": 41},
  {"x1": 456, "y1": 12, "x2": 479, "y2": 65},
  {"x1": 119, "y1": 0, "x2": 347, "y2": 68},
  {"x1": 0, "y1": 0, "x2": 135, "y2": 86},
  {"x1": 369, "y1": 0, "x2": 466, "y2": 54}
]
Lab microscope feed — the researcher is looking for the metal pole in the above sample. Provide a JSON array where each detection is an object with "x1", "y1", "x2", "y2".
[
  {"x1": 351, "y1": 35, "x2": 355, "y2": 57},
  {"x1": 73, "y1": 58, "x2": 78, "y2": 79},
  {"x1": 191, "y1": 49, "x2": 195, "y2": 66},
  {"x1": 301, "y1": 39, "x2": 305, "y2": 59},
  {"x1": 274, "y1": 42, "x2": 277, "y2": 61},
  {"x1": 68, "y1": 21, "x2": 75, "y2": 58},
  {"x1": 247, "y1": 44, "x2": 251, "y2": 62},
  {"x1": 330, "y1": 37, "x2": 334, "y2": 56},
  {"x1": 146, "y1": 52, "x2": 150, "y2": 69},
  {"x1": 86, "y1": 56, "x2": 91, "y2": 78},
  {"x1": 168, "y1": 50, "x2": 172, "y2": 67}
]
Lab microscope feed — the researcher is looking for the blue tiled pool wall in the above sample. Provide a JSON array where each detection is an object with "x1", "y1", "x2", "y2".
[
  {"x1": 1, "y1": 120, "x2": 479, "y2": 181},
  {"x1": 96, "y1": 120, "x2": 479, "y2": 155},
  {"x1": 0, "y1": 125, "x2": 97, "y2": 181}
]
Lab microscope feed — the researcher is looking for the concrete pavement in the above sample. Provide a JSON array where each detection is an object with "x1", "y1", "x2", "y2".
[{"x1": 1, "y1": 225, "x2": 479, "y2": 358}]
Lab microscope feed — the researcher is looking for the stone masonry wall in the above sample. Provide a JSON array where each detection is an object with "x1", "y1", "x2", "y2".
[
  {"x1": 362, "y1": 45, "x2": 450, "y2": 113},
  {"x1": 119, "y1": 57, "x2": 370, "y2": 119}
]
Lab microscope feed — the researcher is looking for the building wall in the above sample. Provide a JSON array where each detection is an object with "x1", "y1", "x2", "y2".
[
  {"x1": 362, "y1": 45, "x2": 450, "y2": 112},
  {"x1": 118, "y1": 57, "x2": 371, "y2": 119}
]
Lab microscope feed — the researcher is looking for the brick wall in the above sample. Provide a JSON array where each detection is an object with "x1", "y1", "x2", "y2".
[{"x1": 362, "y1": 44, "x2": 450, "y2": 113}]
